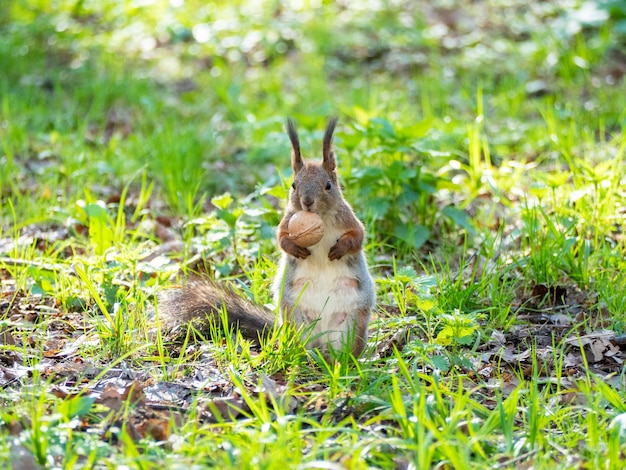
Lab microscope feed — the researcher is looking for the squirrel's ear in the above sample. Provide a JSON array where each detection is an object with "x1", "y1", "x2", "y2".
[
  {"x1": 286, "y1": 118, "x2": 303, "y2": 173},
  {"x1": 322, "y1": 116, "x2": 338, "y2": 174}
]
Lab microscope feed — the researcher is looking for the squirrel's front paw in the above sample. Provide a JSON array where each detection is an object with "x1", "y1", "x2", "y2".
[
  {"x1": 281, "y1": 238, "x2": 311, "y2": 259},
  {"x1": 291, "y1": 245, "x2": 311, "y2": 259},
  {"x1": 329, "y1": 241, "x2": 349, "y2": 260}
]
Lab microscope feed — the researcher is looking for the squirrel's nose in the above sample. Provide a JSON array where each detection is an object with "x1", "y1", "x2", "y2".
[{"x1": 302, "y1": 197, "x2": 314, "y2": 209}]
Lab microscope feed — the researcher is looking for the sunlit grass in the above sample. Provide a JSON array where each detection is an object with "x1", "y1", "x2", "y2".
[{"x1": 1, "y1": 0, "x2": 625, "y2": 467}]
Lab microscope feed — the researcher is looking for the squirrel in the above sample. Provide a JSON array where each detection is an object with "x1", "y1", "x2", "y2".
[{"x1": 156, "y1": 118, "x2": 376, "y2": 357}]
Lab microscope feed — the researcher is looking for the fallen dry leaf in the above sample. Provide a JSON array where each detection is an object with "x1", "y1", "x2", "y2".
[
  {"x1": 97, "y1": 380, "x2": 146, "y2": 412},
  {"x1": 205, "y1": 396, "x2": 247, "y2": 422},
  {"x1": 135, "y1": 417, "x2": 170, "y2": 441}
]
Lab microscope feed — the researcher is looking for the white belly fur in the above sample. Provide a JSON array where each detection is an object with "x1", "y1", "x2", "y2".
[{"x1": 275, "y1": 224, "x2": 362, "y2": 351}]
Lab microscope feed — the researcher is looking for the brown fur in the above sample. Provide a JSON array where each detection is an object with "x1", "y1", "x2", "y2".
[
  {"x1": 157, "y1": 279, "x2": 274, "y2": 342},
  {"x1": 273, "y1": 118, "x2": 376, "y2": 357},
  {"x1": 156, "y1": 118, "x2": 375, "y2": 359},
  {"x1": 278, "y1": 119, "x2": 365, "y2": 261}
]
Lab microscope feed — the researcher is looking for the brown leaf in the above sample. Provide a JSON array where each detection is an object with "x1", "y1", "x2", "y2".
[
  {"x1": 135, "y1": 418, "x2": 169, "y2": 441},
  {"x1": 548, "y1": 314, "x2": 572, "y2": 327},
  {"x1": 120, "y1": 380, "x2": 146, "y2": 404},
  {"x1": 377, "y1": 327, "x2": 409, "y2": 358},
  {"x1": 261, "y1": 374, "x2": 298, "y2": 414},
  {"x1": 530, "y1": 284, "x2": 566, "y2": 306},
  {"x1": 589, "y1": 339, "x2": 607, "y2": 362},
  {"x1": 45, "y1": 361, "x2": 99, "y2": 381},
  {"x1": 500, "y1": 347, "x2": 531, "y2": 364},
  {"x1": 97, "y1": 381, "x2": 145, "y2": 411},
  {"x1": 205, "y1": 397, "x2": 247, "y2": 421},
  {"x1": 0, "y1": 329, "x2": 16, "y2": 346},
  {"x1": 154, "y1": 220, "x2": 180, "y2": 243},
  {"x1": 5, "y1": 416, "x2": 25, "y2": 436},
  {"x1": 124, "y1": 420, "x2": 143, "y2": 442},
  {"x1": 564, "y1": 330, "x2": 615, "y2": 346}
]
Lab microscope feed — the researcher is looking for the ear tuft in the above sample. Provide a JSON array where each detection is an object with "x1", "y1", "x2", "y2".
[
  {"x1": 286, "y1": 118, "x2": 303, "y2": 173},
  {"x1": 322, "y1": 116, "x2": 338, "y2": 173}
]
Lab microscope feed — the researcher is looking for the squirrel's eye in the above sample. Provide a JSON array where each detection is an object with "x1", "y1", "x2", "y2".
[
  {"x1": 325, "y1": 181, "x2": 331, "y2": 190},
  {"x1": 292, "y1": 182, "x2": 296, "y2": 189}
]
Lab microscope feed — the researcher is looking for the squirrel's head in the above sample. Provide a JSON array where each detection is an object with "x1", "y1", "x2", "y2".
[{"x1": 286, "y1": 117, "x2": 342, "y2": 214}]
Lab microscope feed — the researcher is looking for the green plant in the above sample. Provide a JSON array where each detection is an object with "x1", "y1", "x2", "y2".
[{"x1": 1, "y1": 0, "x2": 626, "y2": 467}]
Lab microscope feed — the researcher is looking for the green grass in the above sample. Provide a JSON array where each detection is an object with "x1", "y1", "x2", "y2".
[{"x1": 1, "y1": 0, "x2": 626, "y2": 468}]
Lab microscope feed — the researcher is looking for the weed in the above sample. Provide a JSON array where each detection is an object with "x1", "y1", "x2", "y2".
[{"x1": 1, "y1": 0, "x2": 626, "y2": 467}]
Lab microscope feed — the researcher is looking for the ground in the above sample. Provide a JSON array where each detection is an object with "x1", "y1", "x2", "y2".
[{"x1": 1, "y1": 0, "x2": 626, "y2": 468}]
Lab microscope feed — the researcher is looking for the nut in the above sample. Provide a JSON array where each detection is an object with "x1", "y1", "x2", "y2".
[{"x1": 287, "y1": 211, "x2": 324, "y2": 247}]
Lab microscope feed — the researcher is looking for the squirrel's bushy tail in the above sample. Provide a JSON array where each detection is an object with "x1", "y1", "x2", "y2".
[{"x1": 155, "y1": 279, "x2": 275, "y2": 342}]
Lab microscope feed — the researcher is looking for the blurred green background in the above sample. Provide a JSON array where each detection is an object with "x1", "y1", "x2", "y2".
[{"x1": 1, "y1": 0, "x2": 625, "y2": 254}]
